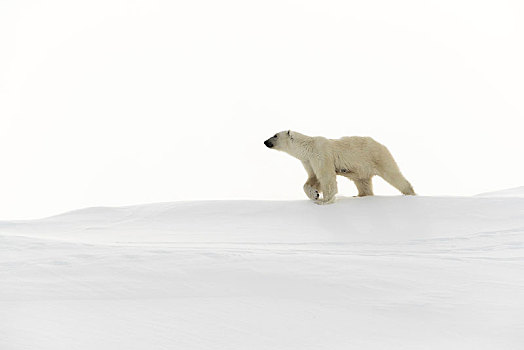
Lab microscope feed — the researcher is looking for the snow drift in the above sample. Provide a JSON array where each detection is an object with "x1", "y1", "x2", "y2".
[{"x1": 1, "y1": 193, "x2": 524, "y2": 349}]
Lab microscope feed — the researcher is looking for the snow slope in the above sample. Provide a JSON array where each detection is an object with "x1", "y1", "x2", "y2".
[{"x1": 1, "y1": 195, "x2": 524, "y2": 349}]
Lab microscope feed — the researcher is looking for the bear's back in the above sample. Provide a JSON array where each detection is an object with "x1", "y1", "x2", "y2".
[
  {"x1": 333, "y1": 136, "x2": 379, "y2": 149},
  {"x1": 330, "y1": 136, "x2": 388, "y2": 164}
]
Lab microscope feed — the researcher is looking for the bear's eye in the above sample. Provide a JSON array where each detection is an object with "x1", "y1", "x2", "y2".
[{"x1": 274, "y1": 134, "x2": 278, "y2": 138}]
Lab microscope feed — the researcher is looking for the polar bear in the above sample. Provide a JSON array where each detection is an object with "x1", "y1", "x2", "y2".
[{"x1": 264, "y1": 130, "x2": 415, "y2": 204}]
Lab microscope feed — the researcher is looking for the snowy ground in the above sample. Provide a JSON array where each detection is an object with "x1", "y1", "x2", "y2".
[{"x1": 1, "y1": 189, "x2": 524, "y2": 349}]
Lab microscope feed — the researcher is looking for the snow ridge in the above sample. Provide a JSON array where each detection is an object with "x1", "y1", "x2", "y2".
[{"x1": 1, "y1": 194, "x2": 524, "y2": 349}]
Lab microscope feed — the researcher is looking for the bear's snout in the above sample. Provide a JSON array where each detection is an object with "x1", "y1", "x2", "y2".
[{"x1": 264, "y1": 140, "x2": 274, "y2": 148}]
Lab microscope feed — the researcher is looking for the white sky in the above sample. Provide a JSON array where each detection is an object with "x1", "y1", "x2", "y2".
[{"x1": 1, "y1": 0, "x2": 523, "y2": 219}]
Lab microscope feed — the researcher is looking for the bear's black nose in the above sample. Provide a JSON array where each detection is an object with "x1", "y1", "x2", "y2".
[{"x1": 264, "y1": 140, "x2": 273, "y2": 148}]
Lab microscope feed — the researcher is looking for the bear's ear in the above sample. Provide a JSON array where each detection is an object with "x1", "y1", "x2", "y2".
[{"x1": 287, "y1": 130, "x2": 290, "y2": 136}]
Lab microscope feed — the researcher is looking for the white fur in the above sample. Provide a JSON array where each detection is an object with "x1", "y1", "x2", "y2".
[{"x1": 265, "y1": 131, "x2": 415, "y2": 204}]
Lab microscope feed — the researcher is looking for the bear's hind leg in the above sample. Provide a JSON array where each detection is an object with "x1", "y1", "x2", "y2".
[
  {"x1": 354, "y1": 178, "x2": 374, "y2": 197},
  {"x1": 380, "y1": 171, "x2": 415, "y2": 195}
]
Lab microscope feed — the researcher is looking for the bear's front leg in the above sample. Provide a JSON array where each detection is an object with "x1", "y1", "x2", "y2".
[
  {"x1": 301, "y1": 161, "x2": 320, "y2": 201},
  {"x1": 303, "y1": 179, "x2": 320, "y2": 201},
  {"x1": 315, "y1": 173, "x2": 338, "y2": 205}
]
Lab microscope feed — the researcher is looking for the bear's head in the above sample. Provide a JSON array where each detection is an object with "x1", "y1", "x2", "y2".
[{"x1": 264, "y1": 130, "x2": 293, "y2": 151}]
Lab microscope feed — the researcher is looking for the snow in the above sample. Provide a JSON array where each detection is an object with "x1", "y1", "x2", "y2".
[
  {"x1": 1, "y1": 194, "x2": 524, "y2": 349},
  {"x1": 475, "y1": 186, "x2": 524, "y2": 198}
]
